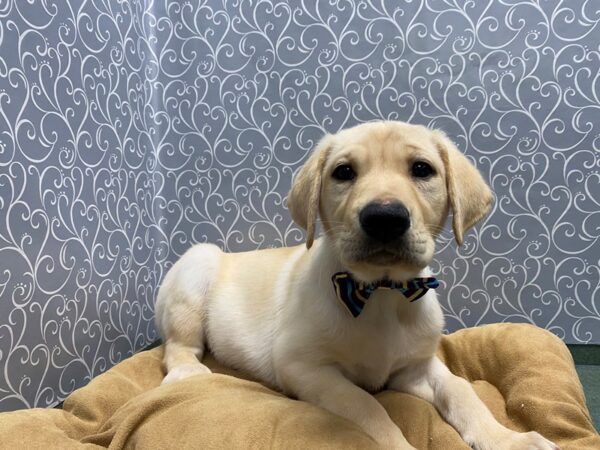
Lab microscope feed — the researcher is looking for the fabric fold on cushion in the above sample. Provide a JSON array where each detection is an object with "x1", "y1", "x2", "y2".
[
  {"x1": 437, "y1": 324, "x2": 598, "y2": 449},
  {"x1": 0, "y1": 323, "x2": 598, "y2": 449}
]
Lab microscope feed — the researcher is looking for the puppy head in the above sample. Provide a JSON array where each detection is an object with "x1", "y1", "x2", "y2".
[{"x1": 288, "y1": 121, "x2": 493, "y2": 282}]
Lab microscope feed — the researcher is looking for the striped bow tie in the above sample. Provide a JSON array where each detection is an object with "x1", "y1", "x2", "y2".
[{"x1": 331, "y1": 272, "x2": 440, "y2": 318}]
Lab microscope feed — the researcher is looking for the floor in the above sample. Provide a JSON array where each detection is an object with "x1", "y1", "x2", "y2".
[{"x1": 576, "y1": 365, "x2": 600, "y2": 432}]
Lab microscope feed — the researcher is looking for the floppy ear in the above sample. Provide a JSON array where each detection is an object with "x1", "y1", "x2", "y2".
[
  {"x1": 287, "y1": 135, "x2": 333, "y2": 248},
  {"x1": 433, "y1": 131, "x2": 493, "y2": 246}
]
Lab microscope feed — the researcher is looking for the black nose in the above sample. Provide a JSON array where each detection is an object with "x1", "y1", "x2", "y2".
[{"x1": 359, "y1": 201, "x2": 411, "y2": 243}]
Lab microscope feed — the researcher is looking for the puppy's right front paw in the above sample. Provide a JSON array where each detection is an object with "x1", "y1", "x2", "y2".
[
  {"x1": 161, "y1": 363, "x2": 212, "y2": 385},
  {"x1": 483, "y1": 430, "x2": 559, "y2": 450}
]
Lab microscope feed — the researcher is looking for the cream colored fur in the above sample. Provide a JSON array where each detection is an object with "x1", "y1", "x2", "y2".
[{"x1": 155, "y1": 121, "x2": 558, "y2": 450}]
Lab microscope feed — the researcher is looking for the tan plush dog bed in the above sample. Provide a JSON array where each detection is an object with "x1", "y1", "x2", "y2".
[{"x1": 1, "y1": 324, "x2": 598, "y2": 450}]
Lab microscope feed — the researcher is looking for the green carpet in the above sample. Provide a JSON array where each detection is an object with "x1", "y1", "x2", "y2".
[
  {"x1": 576, "y1": 365, "x2": 600, "y2": 432},
  {"x1": 570, "y1": 344, "x2": 600, "y2": 433}
]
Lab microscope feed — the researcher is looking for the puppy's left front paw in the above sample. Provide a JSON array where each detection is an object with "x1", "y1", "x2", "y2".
[
  {"x1": 161, "y1": 362, "x2": 212, "y2": 385},
  {"x1": 492, "y1": 430, "x2": 559, "y2": 450}
]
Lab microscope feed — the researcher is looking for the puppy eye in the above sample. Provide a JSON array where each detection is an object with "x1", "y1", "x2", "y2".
[
  {"x1": 332, "y1": 164, "x2": 356, "y2": 181},
  {"x1": 411, "y1": 161, "x2": 435, "y2": 179}
]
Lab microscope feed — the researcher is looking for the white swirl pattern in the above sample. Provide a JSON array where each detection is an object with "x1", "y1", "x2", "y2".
[{"x1": 0, "y1": 0, "x2": 599, "y2": 411}]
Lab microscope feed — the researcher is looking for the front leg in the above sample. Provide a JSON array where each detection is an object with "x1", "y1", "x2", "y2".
[
  {"x1": 388, "y1": 357, "x2": 559, "y2": 450},
  {"x1": 279, "y1": 363, "x2": 416, "y2": 449}
]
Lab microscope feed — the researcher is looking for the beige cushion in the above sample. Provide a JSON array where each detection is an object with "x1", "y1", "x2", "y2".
[{"x1": 1, "y1": 323, "x2": 598, "y2": 449}]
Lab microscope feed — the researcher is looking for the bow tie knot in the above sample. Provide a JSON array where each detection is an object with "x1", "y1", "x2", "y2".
[{"x1": 331, "y1": 272, "x2": 439, "y2": 317}]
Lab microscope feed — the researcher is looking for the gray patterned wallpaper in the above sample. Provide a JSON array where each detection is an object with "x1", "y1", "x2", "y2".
[{"x1": 0, "y1": 0, "x2": 598, "y2": 411}]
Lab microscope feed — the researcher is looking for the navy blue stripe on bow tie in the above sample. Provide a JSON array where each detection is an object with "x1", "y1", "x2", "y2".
[{"x1": 331, "y1": 272, "x2": 440, "y2": 318}]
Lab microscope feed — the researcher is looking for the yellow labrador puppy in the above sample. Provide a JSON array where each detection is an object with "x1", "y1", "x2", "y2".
[{"x1": 155, "y1": 121, "x2": 558, "y2": 449}]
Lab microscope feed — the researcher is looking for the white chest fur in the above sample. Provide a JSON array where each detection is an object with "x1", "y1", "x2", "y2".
[
  {"x1": 339, "y1": 291, "x2": 443, "y2": 391},
  {"x1": 296, "y1": 289, "x2": 443, "y2": 392},
  {"x1": 273, "y1": 245, "x2": 445, "y2": 394}
]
